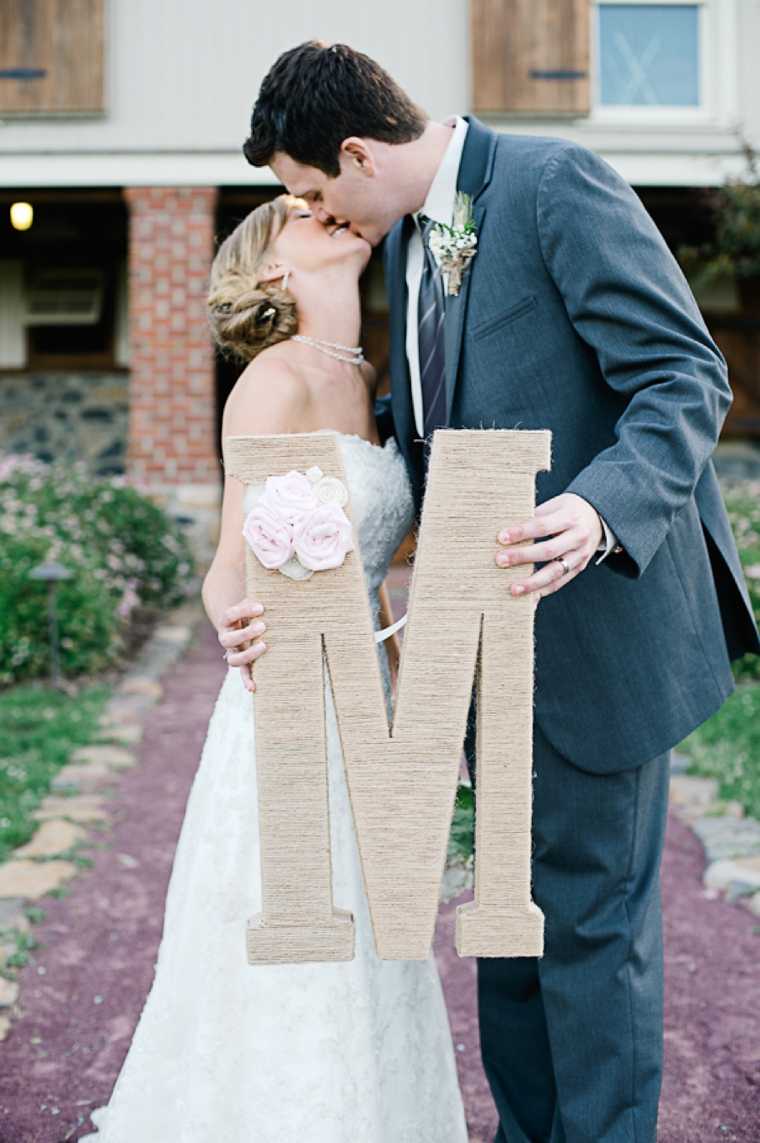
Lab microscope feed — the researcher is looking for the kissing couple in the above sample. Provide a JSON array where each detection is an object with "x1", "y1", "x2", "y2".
[{"x1": 83, "y1": 41, "x2": 757, "y2": 1143}]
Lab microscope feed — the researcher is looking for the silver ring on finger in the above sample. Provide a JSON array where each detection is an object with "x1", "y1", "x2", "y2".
[
  {"x1": 223, "y1": 648, "x2": 234, "y2": 661},
  {"x1": 554, "y1": 556, "x2": 571, "y2": 576}
]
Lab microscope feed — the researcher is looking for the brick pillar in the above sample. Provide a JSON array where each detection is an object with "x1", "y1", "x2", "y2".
[{"x1": 124, "y1": 186, "x2": 221, "y2": 567}]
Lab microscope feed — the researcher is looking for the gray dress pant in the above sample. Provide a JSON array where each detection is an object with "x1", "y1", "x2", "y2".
[{"x1": 475, "y1": 722, "x2": 671, "y2": 1143}]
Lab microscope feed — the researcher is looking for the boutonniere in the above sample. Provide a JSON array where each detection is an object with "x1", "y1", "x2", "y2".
[{"x1": 428, "y1": 192, "x2": 478, "y2": 296}]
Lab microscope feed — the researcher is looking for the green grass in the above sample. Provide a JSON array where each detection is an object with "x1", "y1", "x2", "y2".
[
  {"x1": 448, "y1": 781, "x2": 475, "y2": 862},
  {"x1": 0, "y1": 683, "x2": 110, "y2": 861},
  {"x1": 679, "y1": 680, "x2": 760, "y2": 821}
]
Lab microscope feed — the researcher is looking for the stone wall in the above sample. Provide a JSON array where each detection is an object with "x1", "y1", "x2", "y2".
[{"x1": 0, "y1": 372, "x2": 129, "y2": 476}]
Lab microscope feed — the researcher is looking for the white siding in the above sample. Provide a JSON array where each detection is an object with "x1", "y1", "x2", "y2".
[
  {"x1": 0, "y1": 0, "x2": 468, "y2": 153},
  {"x1": 0, "y1": 0, "x2": 757, "y2": 187}
]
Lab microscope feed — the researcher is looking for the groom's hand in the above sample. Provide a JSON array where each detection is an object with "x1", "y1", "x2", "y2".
[{"x1": 495, "y1": 493, "x2": 603, "y2": 598}]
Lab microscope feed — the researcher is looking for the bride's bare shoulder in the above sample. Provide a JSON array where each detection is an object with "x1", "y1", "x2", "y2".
[{"x1": 224, "y1": 347, "x2": 310, "y2": 436}]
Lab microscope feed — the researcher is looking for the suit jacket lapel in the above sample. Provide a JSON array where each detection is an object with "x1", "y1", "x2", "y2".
[
  {"x1": 444, "y1": 117, "x2": 496, "y2": 422},
  {"x1": 444, "y1": 198, "x2": 485, "y2": 421}
]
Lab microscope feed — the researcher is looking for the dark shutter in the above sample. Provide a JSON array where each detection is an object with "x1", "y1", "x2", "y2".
[
  {"x1": 472, "y1": 0, "x2": 591, "y2": 115},
  {"x1": 0, "y1": 0, "x2": 105, "y2": 115}
]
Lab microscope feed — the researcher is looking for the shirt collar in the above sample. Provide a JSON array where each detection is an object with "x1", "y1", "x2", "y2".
[{"x1": 415, "y1": 116, "x2": 469, "y2": 229}]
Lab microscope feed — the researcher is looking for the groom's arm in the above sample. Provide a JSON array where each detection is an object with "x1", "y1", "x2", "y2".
[
  {"x1": 501, "y1": 143, "x2": 730, "y2": 593},
  {"x1": 374, "y1": 392, "x2": 396, "y2": 444}
]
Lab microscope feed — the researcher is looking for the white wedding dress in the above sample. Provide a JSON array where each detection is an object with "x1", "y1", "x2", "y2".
[{"x1": 83, "y1": 434, "x2": 468, "y2": 1143}]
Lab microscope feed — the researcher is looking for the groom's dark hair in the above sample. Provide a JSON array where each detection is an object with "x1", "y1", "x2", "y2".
[{"x1": 244, "y1": 41, "x2": 427, "y2": 179}]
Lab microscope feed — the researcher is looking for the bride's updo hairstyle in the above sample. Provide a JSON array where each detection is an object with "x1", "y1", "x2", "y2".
[{"x1": 207, "y1": 194, "x2": 300, "y2": 362}]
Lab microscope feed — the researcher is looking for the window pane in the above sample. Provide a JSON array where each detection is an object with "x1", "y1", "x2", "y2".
[{"x1": 599, "y1": 5, "x2": 699, "y2": 106}]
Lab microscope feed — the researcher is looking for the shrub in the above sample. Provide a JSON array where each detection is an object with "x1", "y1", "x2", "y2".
[
  {"x1": 0, "y1": 454, "x2": 194, "y2": 683},
  {"x1": 720, "y1": 477, "x2": 760, "y2": 680},
  {"x1": 678, "y1": 146, "x2": 760, "y2": 284}
]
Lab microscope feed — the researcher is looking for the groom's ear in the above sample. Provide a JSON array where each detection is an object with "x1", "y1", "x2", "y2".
[{"x1": 339, "y1": 138, "x2": 377, "y2": 178}]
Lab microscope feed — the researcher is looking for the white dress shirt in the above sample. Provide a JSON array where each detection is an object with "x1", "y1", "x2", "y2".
[
  {"x1": 402, "y1": 116, "x2": 618, "y2": 562},
  {"x1": 405, "y1": 116, "x2": 468, "y2": 439}
]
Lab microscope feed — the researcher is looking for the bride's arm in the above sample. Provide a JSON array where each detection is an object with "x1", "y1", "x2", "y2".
[
  {"x1": 202, "y1": 473, "x2": 266, "y2": 694},
  {"x1": 203, "y1": 356, "x2": 309, "y2": 692},
  {"x1": 377, "y1": 581, "x2": 400, "y2": 688}
]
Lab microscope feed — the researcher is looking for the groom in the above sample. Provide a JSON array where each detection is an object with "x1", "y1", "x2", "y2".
[{"x1": 244, "y1": 42, "x2": 759, "y2": 1143}]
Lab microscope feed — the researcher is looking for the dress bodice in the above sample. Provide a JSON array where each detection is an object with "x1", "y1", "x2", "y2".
[{"x1": 336, "y1": 434, "x2": 415, "y2": 598}]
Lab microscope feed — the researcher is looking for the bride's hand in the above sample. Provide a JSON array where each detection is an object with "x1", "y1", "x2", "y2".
[{"x1": 217, "y1": 599, "x2": 267, "y2": 693}]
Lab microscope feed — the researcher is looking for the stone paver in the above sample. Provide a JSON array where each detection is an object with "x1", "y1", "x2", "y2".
[
  {"x1": 668, "y1": 773, "x2": 719, "y2": 814},
  {"x1": 12, "y1": 821, "x2": 86, "y2": 859},
  {"x1": 32, "y1": 796, "x2": 109, "y2": 825},
  {"x1": 96, "y1": 723, "x2": 143, "y2": 747},
  {"x1": 0, "y1": 900, "x2": 26, "y2": 931},
  {"x1": 703, "y1": 855, "x2": 760, "y2": 893},
  {"x1": 70, "y1": 745, "x2": 136, "y2": 771},
  {"x1": 51, "y1": 764, "x2": 113, "y2": 793},
  {"x1": 0, "y1": 979, "x2": 19, "y2": 1008},
  {"x1": 101, "y1": 694, "x2": 158, "y2": 724},
  {"x1": 115, "y1": 677, "x2": 163, "y2": 699},
  {"x1": 691, "y1": 814, "x2": 760, "y2": 862},
  {"x1": 0, "y1": 860, "x2": 76, "y2": 900}
]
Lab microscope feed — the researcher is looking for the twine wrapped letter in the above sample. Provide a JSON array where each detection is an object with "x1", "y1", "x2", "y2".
[{"x1": 226, "y1": 429, "x2": 551, "y2": 964}]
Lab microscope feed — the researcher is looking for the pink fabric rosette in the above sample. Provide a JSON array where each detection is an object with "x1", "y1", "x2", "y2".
[
  {"x1": 294, "y1": 503, "x2": 355, "y2": 571},
  {"x1": 263, "y1": 470, "x2": 319, "y2": 525},
  {"x1": 242, "y1": 498, "x2": 295, "y2": 570}
]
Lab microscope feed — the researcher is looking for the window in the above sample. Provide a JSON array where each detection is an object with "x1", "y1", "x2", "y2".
[
  {"x1": 25, "y1": 269, "x2": 105, "y2": 326},
  {"x1": 598, "y1": 4, "x2": 700, "y2": 106}
]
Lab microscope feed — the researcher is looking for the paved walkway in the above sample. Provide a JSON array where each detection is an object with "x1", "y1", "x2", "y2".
[
  {"x1": 0, "y1": 619, "x2": 758, "y2": 1141},
  {"x1": 0, "y1": 624, "x2": 226, "y2": 1143}
]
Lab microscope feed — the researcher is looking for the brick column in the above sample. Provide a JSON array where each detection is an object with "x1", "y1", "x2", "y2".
[{"x1": 124, "y1": 186, "x2": 221, "y2": 566}]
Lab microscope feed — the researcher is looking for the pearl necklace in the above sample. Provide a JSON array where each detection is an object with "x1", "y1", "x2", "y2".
[{"x1": 292, "y1": 335, "x2": 364, "y2": 365}]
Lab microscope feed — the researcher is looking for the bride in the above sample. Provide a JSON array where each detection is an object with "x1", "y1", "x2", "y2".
[{"x1": 82, "y1": 195, "x2": 468, "y2": 1142}]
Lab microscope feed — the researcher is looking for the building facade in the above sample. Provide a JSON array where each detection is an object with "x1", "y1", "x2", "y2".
[{"x1": 1, "y1": 0, "x2": 759, "y2": 561}]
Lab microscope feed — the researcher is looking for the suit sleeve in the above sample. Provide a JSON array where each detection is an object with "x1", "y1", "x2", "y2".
[
  {"x1": 536, "y1": 144, "x2": 732, "y2": 578},
  {"x1": 374, "y1": 393, "x2": 395, "y2": 444}
]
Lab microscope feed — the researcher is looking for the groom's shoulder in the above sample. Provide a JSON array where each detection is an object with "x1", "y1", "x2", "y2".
[
  {"x1": 478, "y1": 129, "x2": 634, "y2": 223},
  {"x1": 489, "y1": 130, "x2": 608, "y2": 183}
]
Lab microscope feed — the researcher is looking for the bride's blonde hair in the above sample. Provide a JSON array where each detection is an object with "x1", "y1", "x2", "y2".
[{"x1": 207, "y1": 194, "x2": 300, "y2": 362}]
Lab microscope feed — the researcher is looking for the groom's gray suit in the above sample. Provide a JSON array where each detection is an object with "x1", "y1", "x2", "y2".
[{"x1": 380, "y1": 117, "x2": 759, "y2": 1143}]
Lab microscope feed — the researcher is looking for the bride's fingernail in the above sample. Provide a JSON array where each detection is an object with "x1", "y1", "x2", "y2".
[
  {"x1": 252, "y1": 622, "x2": 266, "y2": 636},
  {"x1": 513, "y1": 585, "x2": 525, "y2": 595},
  {"x1": 252, "y1": 641, "x2": 266, "y2": 654}
]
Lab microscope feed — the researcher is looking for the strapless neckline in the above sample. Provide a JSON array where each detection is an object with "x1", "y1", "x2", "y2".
[{"x1": 313, "y1": 429, "x2": 386, "y2": 452}]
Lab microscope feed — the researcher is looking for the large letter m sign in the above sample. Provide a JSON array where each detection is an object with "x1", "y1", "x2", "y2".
[{"x1": 226, "y1": 429, "x2": 551, "y2": 965}]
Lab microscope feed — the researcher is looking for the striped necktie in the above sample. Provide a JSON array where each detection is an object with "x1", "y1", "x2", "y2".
[{"x1": 418, "y1": 217, "x2": 447, "y2": 447}]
